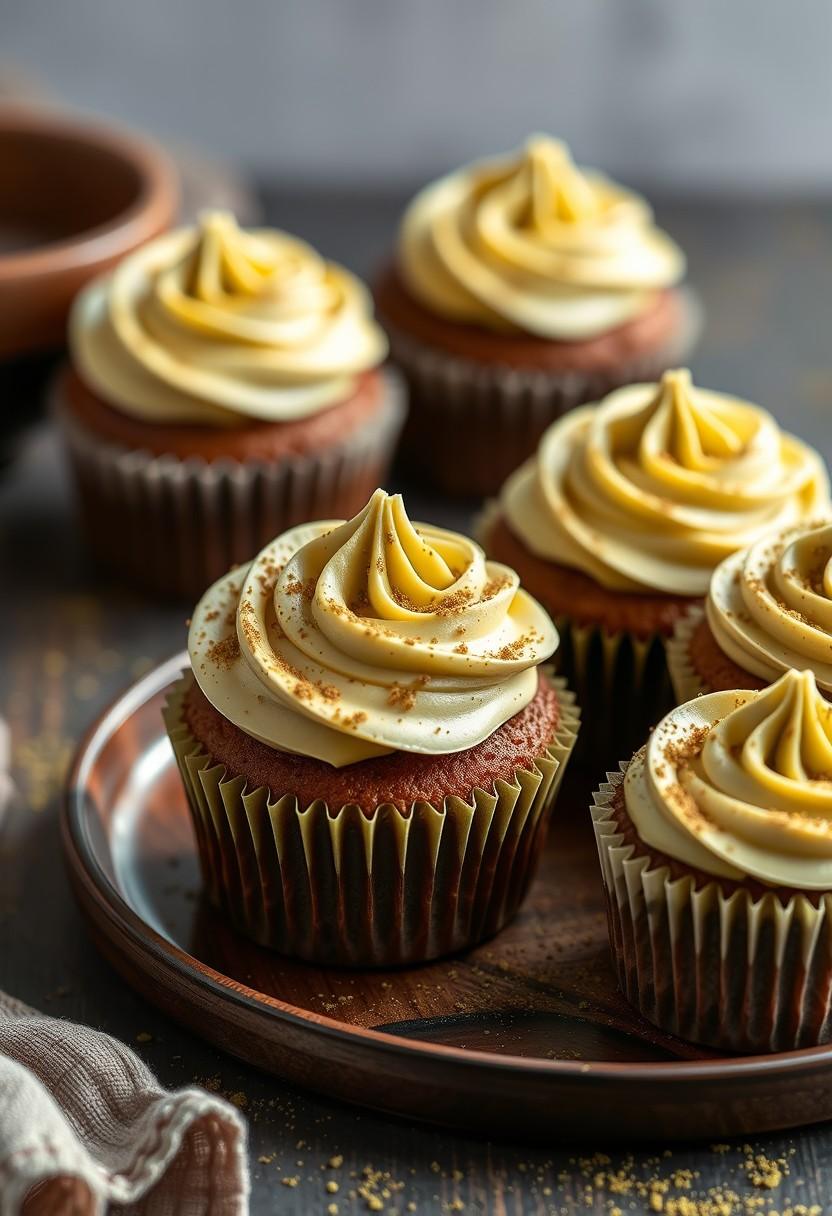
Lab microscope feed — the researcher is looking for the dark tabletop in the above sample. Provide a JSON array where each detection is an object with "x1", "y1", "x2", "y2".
[{"x1": 3, "y1": 190, "x2": 832, "y2": 1214}]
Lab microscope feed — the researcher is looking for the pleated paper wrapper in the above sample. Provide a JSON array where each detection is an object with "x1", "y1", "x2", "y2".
[
  {"x1": 555, "y1": 617, "x2": 676, "y2": 763},
  {"x1": 54, "y1": 371, "x2": 406, "y2": 601},
  {"x1": 665, "y1": 605, "x2": 712, "y2": 705},
  {"x1": 476, "y1": 500, "x2": 679, "y2": 763},
  {"x1": 591, "y1": 765, "x2": 832, "y2": 1052},
  {"x1": 163, "y1": 673, "x2": 580, "y2": 967},
  {"x1": 387, "y1": 290, "x2": 701, "y2": 498}
]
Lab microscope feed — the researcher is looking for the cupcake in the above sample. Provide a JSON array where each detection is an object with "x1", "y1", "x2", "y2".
[
  {"x1": 165, "y1": 488, "x2": 578, "y2": 966},
  {"x1": 375, "y1": 135, "x2": 697, "y2": 497},
  {"x1": 483, "y1": 368, "x2": 829, "y2": 757},
  {"x1": 668, "y1": 518, "x2": 832, "y2": 703},
  {"x1": 55, "y1": 211, "x2": 405, "y2": 598},
  {"x1": 591, "y1": 669, "x2": 832, "y2": 1052}
]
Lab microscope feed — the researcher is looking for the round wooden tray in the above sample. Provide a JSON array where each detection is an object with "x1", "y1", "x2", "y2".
[{"x1": 62, "y1": 654, "x2": 832, "y2": 1142}]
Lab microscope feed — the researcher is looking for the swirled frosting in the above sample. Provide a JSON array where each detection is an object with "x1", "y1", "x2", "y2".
[
  {"x1": 707, "y1": 519, "x2": 832, "y2": 692},
  {"x1": 397, "y1": 135, "x2": 685, "y2": 341},
  {"x1": 501, "y1": 368, "x2": 830, "y2": 596},
  {"x1": 625, "y1": 669, "x2": 832, "y2": 889},
  {"x1": 70, "y1": 210, "x2": 388, "y2": 426},
  {"x1": 189, "y1": 489, "x2": 558, "y2": 767}
]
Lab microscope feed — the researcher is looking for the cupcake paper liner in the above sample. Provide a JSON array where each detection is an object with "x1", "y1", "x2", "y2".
[
  {"x1": 554, "y1": 616, "x2": 674, "y2": 766},
  {"x1": 665, "y1": 606, "x2": 709, "y2": 705},
  {"x1": 591, "y1": 765, "x2": 832, "y2": 1052},
  {"x1": 387, "y1": 289, "x2": 701, "y2": 498},
  {"x1": 163, "y1": 672, "x2": 580, "y2": 967},
  {"x1": 476, "y1": 499, "x2": 676, "y2": 764},
  {"x1": 54, "y1": 371, "x2": 406, "y2": 601}
]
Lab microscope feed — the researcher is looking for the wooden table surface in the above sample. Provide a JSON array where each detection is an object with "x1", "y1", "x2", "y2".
[{"x1": 3, "y1": 191, "x2": 832, "y2": 1214}]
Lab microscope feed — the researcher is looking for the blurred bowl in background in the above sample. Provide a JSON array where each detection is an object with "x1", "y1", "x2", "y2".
[
  {"x1": 0, "y1": 104, "x2": 178, "y2": 360},
  {"x1": 0, "y1": 104, "x2": 179, "y2": 469}
]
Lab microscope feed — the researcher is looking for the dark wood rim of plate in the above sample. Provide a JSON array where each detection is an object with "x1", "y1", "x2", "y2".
[{"x1": 61, "y1": 653, "x2": 832, "y2": 1141}]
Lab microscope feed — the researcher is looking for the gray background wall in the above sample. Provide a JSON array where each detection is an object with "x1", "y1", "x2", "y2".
[{"x1": 2, "y1": 0, "x2": 830, "y2": 191}]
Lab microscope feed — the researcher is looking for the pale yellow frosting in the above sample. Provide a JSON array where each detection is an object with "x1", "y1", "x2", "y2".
[
  {"x1": 398, "y1": 135, "x2": 684, "y2": 341},
  {"x1": 189, "y1": 489, "x2": 558, "y2": 767},
  {"x1": 501, "y1": 368, "x2": 830, "y2": 596},
  {"x1": 70, "y1": 211, "x2": 388, "y2": 426},
  {"x1": 708, "y1": 520, "x2": 832, "y2": 693},
  {"x1": 625, "y1": 670, "x2": 832, "y2": 890}
]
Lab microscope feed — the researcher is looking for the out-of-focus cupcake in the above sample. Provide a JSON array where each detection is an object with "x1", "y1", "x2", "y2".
[
  {"x1": 375, "y1": 135, "x2": 696, "y2": 497},
  {"x1": 483, "y1": 368, "x2": 829, "y2": 756},
  {"x1": 592, "y1": 669, "x2": 832, "y2": 1052},
  {"x1": 668, "y1": 517, "x2": 832, "y2": 703},
  {"x1": 55, "y1": 211, "x2": 404, "y2": 598},
  {"x1": 165, "y1": 488, "x2": 578, "y2": 966}
]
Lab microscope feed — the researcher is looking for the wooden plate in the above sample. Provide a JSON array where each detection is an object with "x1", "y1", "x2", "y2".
[{"x1": 62, "y1": 654, "x2": 832, "y2": 1142}]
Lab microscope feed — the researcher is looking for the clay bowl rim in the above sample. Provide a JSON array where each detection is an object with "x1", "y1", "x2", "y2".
[{"x1": 0, "y1": 104, "x2": 179, "y2": 284}]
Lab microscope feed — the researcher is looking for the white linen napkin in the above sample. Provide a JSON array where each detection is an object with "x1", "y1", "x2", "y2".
[
  {"x1": 0, "y1": 991, "x2": 249, "y2": 1215},
  {"x1": 0, "y1": 716, "x2": 249, "y2": 1215}
]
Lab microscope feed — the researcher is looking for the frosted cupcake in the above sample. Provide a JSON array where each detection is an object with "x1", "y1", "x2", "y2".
[
  {"x1": 668, "y1": 518, "x2": 832, "y2": 703},
  {"x1": 484, "y1": 368, "x2": 829, "y2": 755},
  {"x1": 56, "y1": 211, "x2": 404, "y2": 598},
  {"x1": 376, "y1": 135, "x2": 695, "y2": 496},
  {"x1": 592, "y1": 669, "x2": 832, "y2": 1052},
  {"x1": 166, "y1": 488, "x2": 578, "y2": 966}
]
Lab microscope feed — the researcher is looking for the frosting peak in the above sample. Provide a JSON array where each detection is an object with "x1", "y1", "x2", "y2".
[
  {"x1": 70, "y1": 211, "x2": 388, "y2": 427},
  {"x1": 659, "y1": 367, "x2": 744, "y2": 466},
  {"x1": 190, "y1": 490, "x2": 558, "y2": 767},
  {"x1": 521, "y1": 137, "x2": 602, "y2": 225},
  {"x1": 156, "y1": 211, "x2": 342, "y2": 342},
  {"x1": 625, "y1": 670, "x2": 832, "y2": 889},
  {"x1": 397, "y1": 135, "x2": 685, "y2": 341},
  {"x1": 501, "y1": 370, "x2": 830, "y2": 595}
]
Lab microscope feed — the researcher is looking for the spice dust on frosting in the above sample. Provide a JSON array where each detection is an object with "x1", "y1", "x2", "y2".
[
  {"x1": 707, "y1": 518, "x2": 832, "y2": 692},
  {"x1": 190, "y1": 489, "x2": 558, "y2": 767},
  {"x1": 625, "y1": 669, "x2": 832, "y2": 889}
]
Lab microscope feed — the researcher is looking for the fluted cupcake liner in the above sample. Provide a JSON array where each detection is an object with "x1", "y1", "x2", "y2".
[
  {"x1": 387, "y1": 290, "x2": 701, "y2": 498},
  {"x1": 163, "y1": 672, "x2": 580, "y2": 967},
  {"x1": 54, "y1": 371, "x2": 406, "y2": 601},
  {"x1": 554, "y1": 617, "x2": 675, "y2": 765},
  {"x1": 474, "y1": 498, "x2": 677, "y2": 765},
  {"x1": 665, "y1": 606, "x2": 710, "y2": 705},
  {"x1": 591, "y1": 765, "x2": 832, "y2": 1052}
]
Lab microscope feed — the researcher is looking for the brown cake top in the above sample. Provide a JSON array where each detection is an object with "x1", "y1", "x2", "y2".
[{"x1": 183, "y1": 670, "x2": 563, "y2": 814}]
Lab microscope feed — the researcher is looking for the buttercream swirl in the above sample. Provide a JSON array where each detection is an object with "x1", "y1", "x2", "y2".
[
  {"x1": 70, "y1": 210, "x2": 388, "y2": 426},
  {"x1": 501, "y1": 368, "x2": 830, "y2": 596},
  {"x1": 398, "y1": 134, "x2": 685, "y2": 341},
  {"x1": 190, "y1": 489, "x2": 558, "y2": 767},
  {"x1": 707, "y1": 519, "x2": 832, "y2": 692},
  {"x1": 625, "y1": 669, "x2": 832, "y2": 889}
]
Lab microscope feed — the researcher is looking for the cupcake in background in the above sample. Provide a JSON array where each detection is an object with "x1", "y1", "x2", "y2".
[
  {"x1": 55, "y1": 211, "x2": 404, "y2": 598},
  {"x1": 376, "y1": 135, "x2": 696, "y2": 497},
  {"x1": 166, "y1": 488, "x2": 578, "y2": 966},
  {"x1": 668, "y1": 517, "x2": 832, "y2": 703},
  {"x1": 483, "y1": 368, "x2": 829, "y2": 756},
  {"x1": 592, "y1": 669, "x2": 832, "y2": 1052}
]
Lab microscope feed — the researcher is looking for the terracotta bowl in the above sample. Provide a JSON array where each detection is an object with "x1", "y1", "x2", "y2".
[{"x1": 0, "y1": 105, "x2": 179, "y2": 359}]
